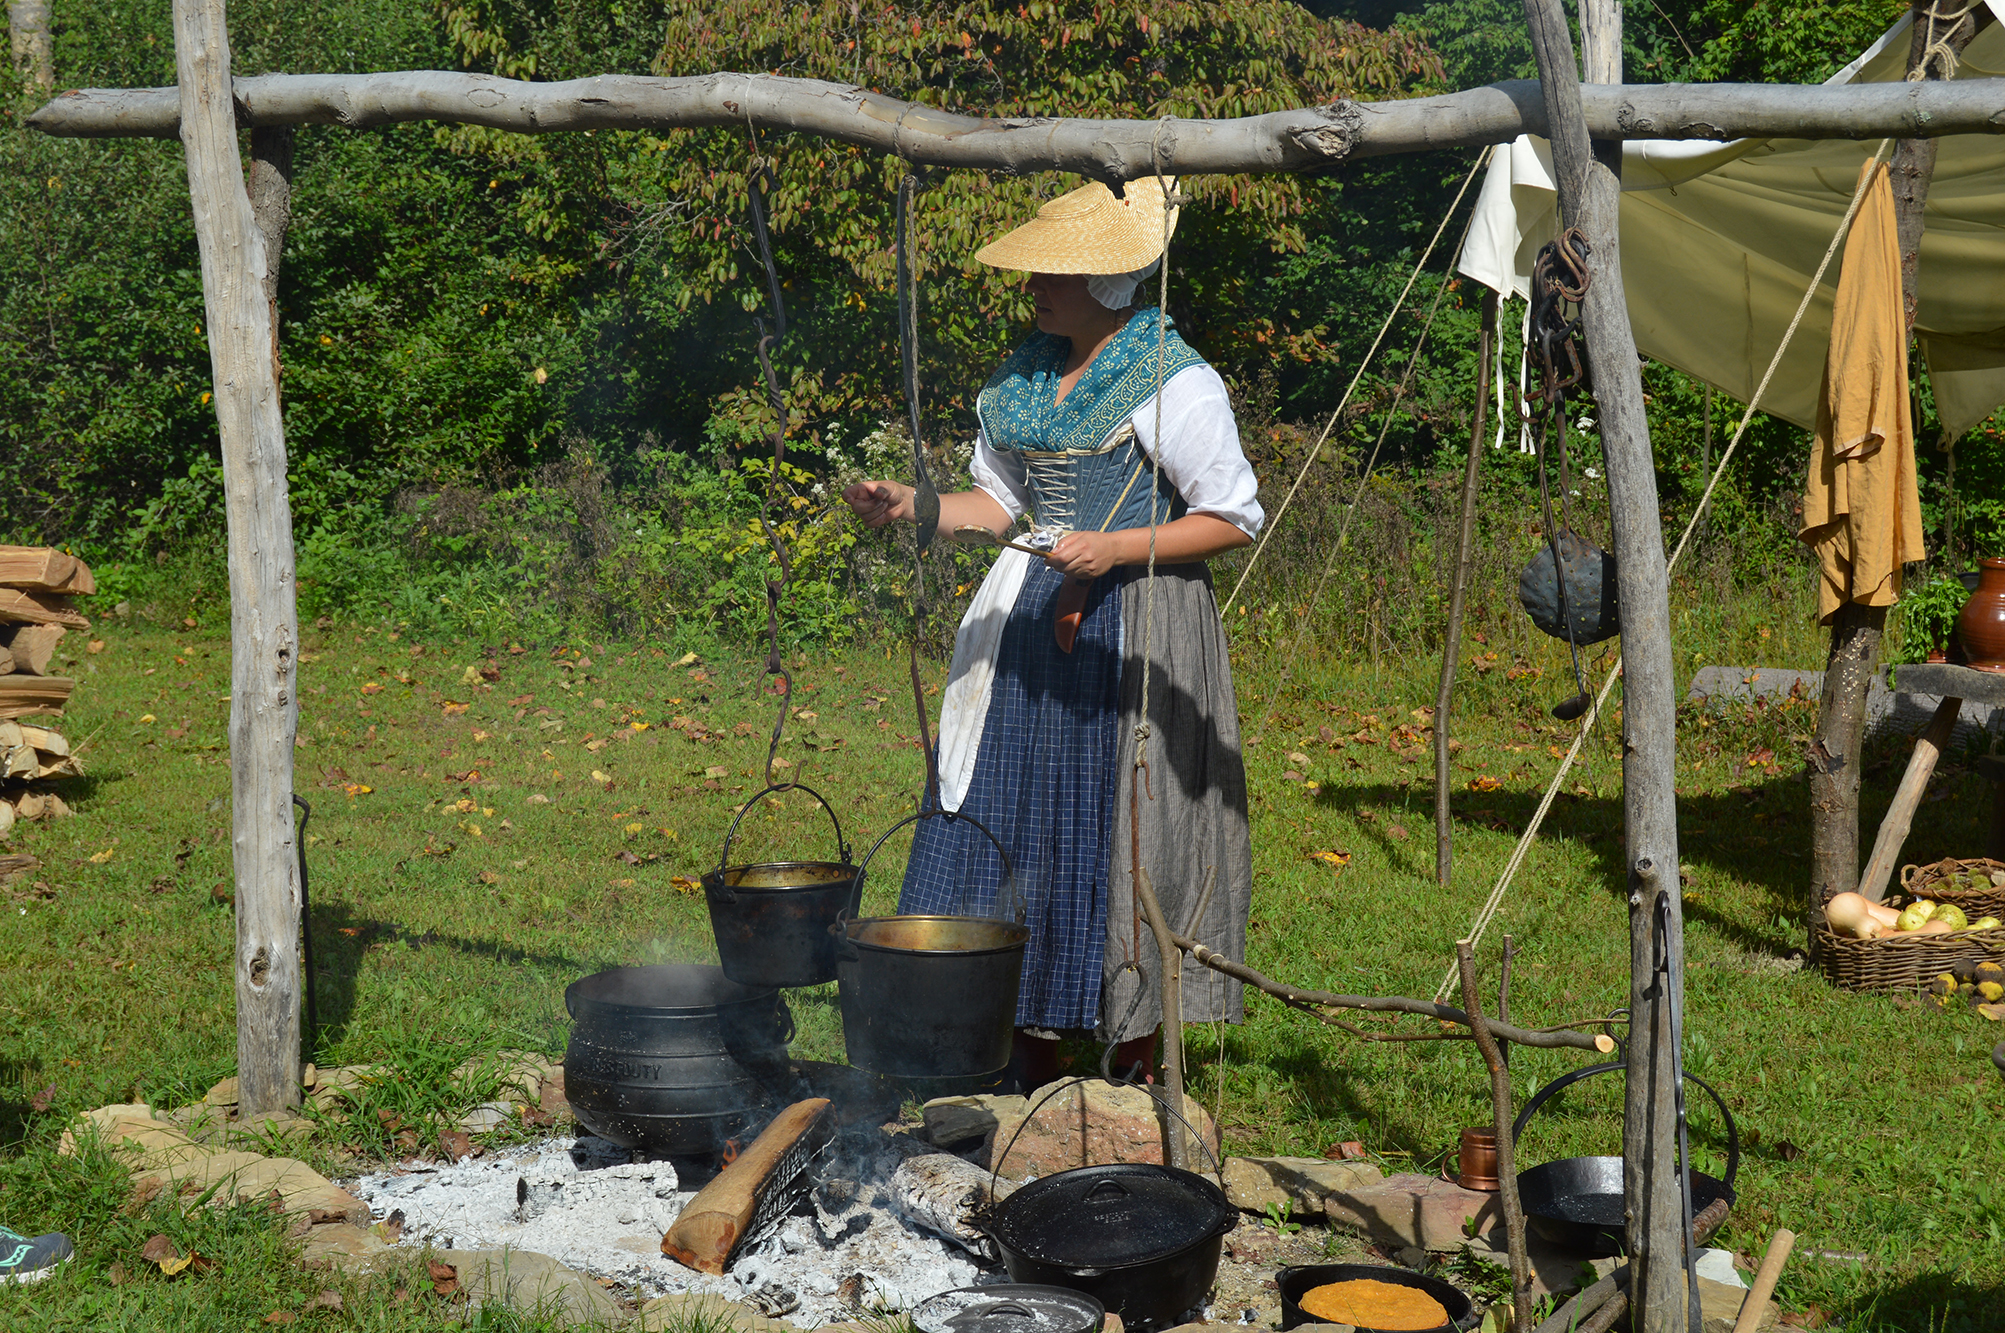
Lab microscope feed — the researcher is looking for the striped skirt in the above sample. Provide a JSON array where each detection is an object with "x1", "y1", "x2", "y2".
[{"x1": 900, "y1": 560, "x2": 1251, "y2": 1038}]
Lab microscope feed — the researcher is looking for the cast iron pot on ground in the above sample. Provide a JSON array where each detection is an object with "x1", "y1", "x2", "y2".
[
  {"x1": 703, "y1": 783, "x2": 861, "y2": 989},
  {"x1": 1275, "y1": 1264, "x2": 1477, "y2": 1333},
  {"x1": 562, "y1": 963, "x2": 793, "y2": 1155},
  {"x1": 980, "y1": 1163, "x2": 1236, "y2": 1330},
  {"x1": 1512, "y1": 1060, "x2": 1739, "y2": 1258}
]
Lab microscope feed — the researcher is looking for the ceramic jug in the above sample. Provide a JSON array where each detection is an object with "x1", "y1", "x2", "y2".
[{"x1": 1957, "y1": 557, "x2": 2005, "y2": 671}]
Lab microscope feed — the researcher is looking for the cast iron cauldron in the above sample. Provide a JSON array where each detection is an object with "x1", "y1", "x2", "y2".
[
  {"x1": 703, "y1": 783, "x2": 860, "y2": 988},
  {"x1": 1276, "y1": 1264, "x2": 1477, "y2": 1333},
  {"x1": 981, "y1": 1163, "x2": 1237, "y2": 1331},
  {"x1": 834, "y1": 809, "x2": 1026, "y2": 1079},
  {"x1": 1512, "y1": 1061, "x2": 1739, "y2": 1257},
  {"x1": 562, "y1": 964, "x2": 792, "y2": 1154}
]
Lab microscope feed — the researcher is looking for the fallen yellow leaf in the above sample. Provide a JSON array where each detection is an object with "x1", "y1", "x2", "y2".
[
  {"x1": 670, "y1": 875, "x2": 701, "y2": 894},
  {"x1": 673, "y1": 651, "x2": 699, "y2": 667},
  {"x1": 138, "y1": 714, "x2": 156, "y2": 724},
  {"x1": 1468, "y1": 775, "x2": 1503, "y2": 792},
  {"x1": 591, "y1": 769, "x2": 613, "y2": 784},
  {"x1": 625, "y1": 822, "x2": 644, "y2": 836},
  {"x1": 342, "y1": 783, "x2": 373, "y2": 797},
  {"x1": 1308, "y1": 849, "x2": 1351, "y2": 868},
  {"x1": 89, "y1": 847, "x2": 116, "y2": 864}
]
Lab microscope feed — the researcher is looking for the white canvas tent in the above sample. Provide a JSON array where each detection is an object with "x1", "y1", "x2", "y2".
[{"x1": 1458, "y1": 3, "x2": 2005, "y2": 439}]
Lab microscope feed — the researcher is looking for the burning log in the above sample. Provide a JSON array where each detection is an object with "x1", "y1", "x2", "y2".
[
  {"x1": 661, "y1": 1098, "x2": 833, "y2": 1275},
  {"x1": 887, "y1": 1152, "x2": 1014, "y2": 1257}
]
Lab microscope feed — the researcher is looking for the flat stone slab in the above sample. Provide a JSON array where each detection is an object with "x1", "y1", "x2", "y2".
[
  {"x1": 1324, "y1": 1172, "x2": 1500, "y2": 1252},
  {"x1": 297, "y1": 1222, "x2": 397, "y2": 1274},
  {"x1": 1222, "y1": 1156, "x2": 1384, "y2": 1217},
  {"x1": 990, "y1": 1082, "x2": 1220, "y2": 1180},
  {"x1": 1895, "y1": 662, "x2": 2005, "y2": 708},
  {"x1": 638, "y1": 1291, "x2": 795, "y2": 1333},
  {"x1": 63, "y1": 1102, "x2": 366, "y2": 1222},
  {"x1": 433, "y1": 1247, "x2": 627, "y2": 1328},
  {"x1": 921, "y1": 1093, "x2": 1026, "y2": 1152},
  {"x1": 1688, "y1": 664, "x2": 2005, "y2": 748},
  {"x1": 1700, "y1": 1274, "x2": 1777, "y2": 1332}
]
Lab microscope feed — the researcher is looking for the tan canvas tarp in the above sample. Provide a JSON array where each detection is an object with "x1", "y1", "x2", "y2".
[
  {"x1": 1457, "y1": 2, "x2": 2005, "y2": 438},
  {"x1": 1800, "y1": 161, "x2": 1927, "y2": 621}
]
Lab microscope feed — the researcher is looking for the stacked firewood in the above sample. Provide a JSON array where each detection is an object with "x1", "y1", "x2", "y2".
[{"x1": 0, "y1": 546, "x2": 93, "y2": 834}]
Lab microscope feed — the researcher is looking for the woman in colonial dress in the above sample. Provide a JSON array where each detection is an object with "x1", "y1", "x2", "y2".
[{"x1": 842, "y1": 177, "x2": 1259, "y2": 1090}]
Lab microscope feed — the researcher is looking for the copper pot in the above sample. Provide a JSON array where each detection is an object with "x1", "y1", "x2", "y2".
[
  {"x1": 1457, "y1": 1126, "x2": 1499, "y2": 1192},
  {"x1": 1959, "y1": 557, "x2": 2005, "y2": 672}
]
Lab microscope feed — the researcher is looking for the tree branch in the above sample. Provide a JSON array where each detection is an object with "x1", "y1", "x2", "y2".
[
  {"x1": 27, "y1": 72, "x2": 2005, "y2": 174},
  {"x1": 1173, "y1": 933, "x2": 1618, "y2": 1053}
]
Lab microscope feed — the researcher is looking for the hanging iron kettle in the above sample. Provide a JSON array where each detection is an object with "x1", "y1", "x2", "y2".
[{"x1": 1519, "y1": 528, "x2": 1619, "y2": 646}]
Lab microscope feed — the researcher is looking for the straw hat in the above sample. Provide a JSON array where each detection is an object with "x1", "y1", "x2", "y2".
[{"x1": 975, "y1": 177, "x2": 1179, "y2": 274}]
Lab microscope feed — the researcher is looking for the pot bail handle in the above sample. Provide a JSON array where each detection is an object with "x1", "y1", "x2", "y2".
[
  {"x1": 714, "y1": 781, "x2": 853, "y2": 880},
  {"x1": 1512, "y1": 1059, "x2": 1739, "y2": 1189},
  {"x1": 852, "y1": 808, "x2": 1018, "y2": 924}
]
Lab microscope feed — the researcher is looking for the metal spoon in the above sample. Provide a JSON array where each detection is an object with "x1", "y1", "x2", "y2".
[{"x1": 951, "y1": 525, "x2": 1056, "y2": 559}]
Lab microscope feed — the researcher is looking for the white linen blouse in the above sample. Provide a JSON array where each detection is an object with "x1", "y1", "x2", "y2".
[{"x1": 966, "y1": 363, "x2": 1266, "y2": 538}]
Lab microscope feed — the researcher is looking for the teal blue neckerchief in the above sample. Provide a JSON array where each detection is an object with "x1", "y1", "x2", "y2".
[{"x1": 976, "y1": 307, "x2": 1207, "y2": 458}]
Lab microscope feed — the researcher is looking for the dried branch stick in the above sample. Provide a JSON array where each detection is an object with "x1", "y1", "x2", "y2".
[
  {"x1": 1457, "y1": 939, "x2": 1535, "y2": 1333},
  {"x1": 1173, "y1": 933, "x2": 1618, "y2": 1053}
]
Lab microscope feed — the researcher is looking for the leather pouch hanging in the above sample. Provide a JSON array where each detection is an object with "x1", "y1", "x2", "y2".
[
  {"x1": 1519, "y1": 529, "x2": 1620, "y2": 645},
  {"x1": 1054, "y1": 576, "x2": 1092, "y2": 652}
]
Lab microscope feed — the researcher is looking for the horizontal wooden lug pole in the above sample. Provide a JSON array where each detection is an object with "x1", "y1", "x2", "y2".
[{"x1": 28, "y1": 73, "x2": 2005, "y2": 177}]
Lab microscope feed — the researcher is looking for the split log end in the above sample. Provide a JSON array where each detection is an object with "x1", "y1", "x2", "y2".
[{"x1": 660, "y1": 1214, "x2": 738, "y2": 1274}]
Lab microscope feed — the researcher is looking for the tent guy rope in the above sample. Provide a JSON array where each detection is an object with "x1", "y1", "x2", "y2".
[
  {"x1": 1429, "y1": 136, "x2": 1898, "y2": 1004},
  {"x1": 1222, "y1": 147, "x2": 1488, "y2": 615}
]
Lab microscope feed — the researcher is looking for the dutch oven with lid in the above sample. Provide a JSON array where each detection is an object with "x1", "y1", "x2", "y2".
[
  {"x1": 980, "y1": 1163, "x2": 1236, "y2": 1329},
  {"x1": 1276, "y1": 1264, "x2": 1477, "y2": 1333},
  {"x1": 913, "y1": 1285, "x2": 1104, "y2": 1333}
]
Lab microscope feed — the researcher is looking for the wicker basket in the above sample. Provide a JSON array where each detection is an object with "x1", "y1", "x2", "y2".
[
  {"x1": 1899, "y1": 857, "x2": 2005, "y2": 921},
  {"x1": 1815, "y1": 924, "x2": 2005, "y2": 993}
]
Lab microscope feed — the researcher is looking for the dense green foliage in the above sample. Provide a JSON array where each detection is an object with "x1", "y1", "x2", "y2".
[{"x1": 0, "y1": 0, "x2": 1996, "y2": 653}]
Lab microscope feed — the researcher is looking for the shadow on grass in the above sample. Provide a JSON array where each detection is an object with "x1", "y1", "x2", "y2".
[
  {"x1": 1298, "y1": 766, "x2": 1940, "y2": 962},
  {"x1": 299, "y1": 897, "x2": 602, "y2": 1054},
  {"x1": 1816, "y1": 1266, "x2": 2005, "y2": 1333}
]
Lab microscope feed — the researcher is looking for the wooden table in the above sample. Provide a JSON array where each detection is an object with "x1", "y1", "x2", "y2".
[{"x1": 1859, "y1": 664, "x2": 2005, "y2": 901}]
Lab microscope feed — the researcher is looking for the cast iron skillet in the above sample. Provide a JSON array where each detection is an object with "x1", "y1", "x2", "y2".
[
  {"x1": 1276, "y1": 1264, "x2": 1477, "y2": 1333},
  {"x1": 1512, "y1": 1061, "x2": 1739, "y2": 1257}
]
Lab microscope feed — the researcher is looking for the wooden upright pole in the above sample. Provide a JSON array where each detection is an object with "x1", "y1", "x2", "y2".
[
  {"x1": 1807, "y1": 0, "x2": 1992, "y2": 945},
  {"x1": 1519, "y1": 3, "x2": 1687, "y2": 1331},
  {"x1": 174, "y1": 0, "x2": 302, "y2": 1117},
  {"x1": 1435, "y1": 292, "x2": 1496, "y2": 887}
]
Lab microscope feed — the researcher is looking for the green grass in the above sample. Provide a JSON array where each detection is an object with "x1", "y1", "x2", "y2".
[{"x1": 1, "y1": 586, "x2": 1999, "y2": 1330}]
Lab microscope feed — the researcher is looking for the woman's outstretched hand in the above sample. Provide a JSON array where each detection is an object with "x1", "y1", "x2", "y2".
[{"x1": 842, "y1": 480, "x2": 913, "y2": 528}]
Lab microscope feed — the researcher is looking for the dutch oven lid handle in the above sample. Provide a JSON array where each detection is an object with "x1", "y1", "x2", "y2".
[
  {"x1": 1513, "y1": 1060, "x2": 1740, "y2": 1189},
  {"x1": 852, "y1": 808, "x2": 1020, "y2": 924},
  {"x1": 715, "y1": 781, "x2": 852, "y2": 875}
]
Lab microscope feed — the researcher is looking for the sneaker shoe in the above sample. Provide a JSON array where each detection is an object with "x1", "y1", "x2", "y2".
[{"x1": 0, "y1": 1225, "x2": 73, "y2": 1283}]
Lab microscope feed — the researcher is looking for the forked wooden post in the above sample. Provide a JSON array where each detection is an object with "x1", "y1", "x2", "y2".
[
  {"x1": 174, "y1": 0, "x2": 302, "y2": 1116},
  {"x1": 1519, "y1": 1, "x2": 1688, "y2": 1329}
]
